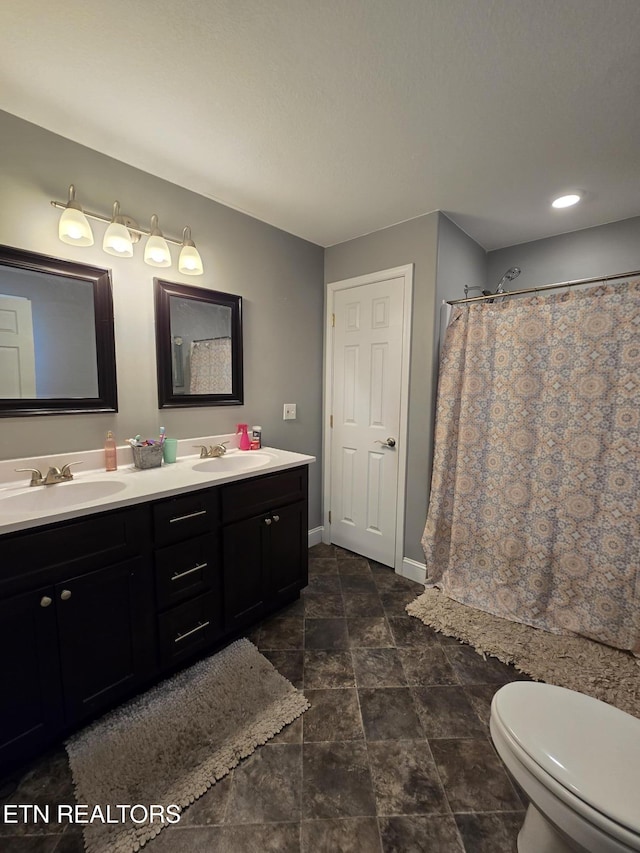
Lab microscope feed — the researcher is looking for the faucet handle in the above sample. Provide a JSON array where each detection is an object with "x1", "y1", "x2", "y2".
[
  {"x1": 61, "y1": 461, "x2": 83, "y2": 479},
  {"x1": 193, "y1": 445, "x2": 209, "y2": 458},
  {"x1": 15, "y1": 467, "x2": 44, "y2": 487}
]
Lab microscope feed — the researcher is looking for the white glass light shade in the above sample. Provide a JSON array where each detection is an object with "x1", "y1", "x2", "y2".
[
  {"x1": 59, "y1": 207, "x2": 94, "y2": 246},
  {"x1": 179, "y1": 244, "x2": 204, "y2": 275},
  {"x1": 103, "y1": 221, "x2": 134, "y2": 257},
  {"x1": 144, "y1": 235, "x2": 171, "y2": 267}
]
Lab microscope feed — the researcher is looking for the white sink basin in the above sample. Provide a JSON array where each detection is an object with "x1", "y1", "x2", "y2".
[
  {"x1": 0, "y1": 480, "x2": 128, "y2": 514},
  {"x1": 192, "y1": 451, "x2": 272, "y2": 474}
]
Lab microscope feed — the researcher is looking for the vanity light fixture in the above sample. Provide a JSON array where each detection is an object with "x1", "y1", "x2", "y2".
[
  {"x1": 178, "y1": 227, "x2": 204, "y2": 275},
  {"x1": 51, "y1": 186, "x2": 205, "y2": 275},
  {"x1": 58, "y1": 185, "x2": 94, "y2": 247},
  {"x1": 552, "y1": 193, "x2": 582, "y2": 209}
]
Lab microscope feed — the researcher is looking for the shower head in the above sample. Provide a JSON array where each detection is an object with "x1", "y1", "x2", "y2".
[{"x1": 495, "y1": 266, "x2": 521, "y2": 294}]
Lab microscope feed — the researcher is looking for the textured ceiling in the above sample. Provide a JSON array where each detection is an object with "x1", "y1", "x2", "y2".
[{"x1": 1, "y1": 0, "x2": 639, "y2": 249}]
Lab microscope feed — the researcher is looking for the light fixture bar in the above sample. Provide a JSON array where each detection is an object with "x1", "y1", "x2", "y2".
[{"x1": 50, "y1": 199, "x2": 185, "y2": 247}]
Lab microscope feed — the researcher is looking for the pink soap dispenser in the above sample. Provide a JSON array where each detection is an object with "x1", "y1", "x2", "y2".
[{"x1": 236, "y1": 423, "x2": 251, "y2": 451}]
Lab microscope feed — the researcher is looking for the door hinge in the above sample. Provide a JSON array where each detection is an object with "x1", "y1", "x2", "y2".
[
  {"x1": 328, "y1": 510, "x2": 332, "y2": 524},
  {"x1": 332, "y1": 313, "x2": 335, "y2": 327},
  {"x1": 330, "y1": 414, "x2": 333, "y2": 428}
]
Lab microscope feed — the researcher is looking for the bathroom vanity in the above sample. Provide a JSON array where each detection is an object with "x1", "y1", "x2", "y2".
[{"x1": 0, "y1": 447, "x2": 312, "y2": 775}]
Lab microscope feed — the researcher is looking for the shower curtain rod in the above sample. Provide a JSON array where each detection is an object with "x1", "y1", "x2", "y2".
[{"x1": 447, "y1": 268, "x2": 640, "y2": 305}]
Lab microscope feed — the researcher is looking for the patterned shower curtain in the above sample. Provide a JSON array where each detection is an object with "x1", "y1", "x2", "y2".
[
  {"x1": 189, "y1": 337, "x2": 232, "y2": 394},
  {"x1": 422, "y1": 280, "x2": 640, "y2": 654}
]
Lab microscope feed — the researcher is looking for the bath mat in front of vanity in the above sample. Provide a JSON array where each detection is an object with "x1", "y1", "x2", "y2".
[
  {"x1": 65, "y1": 638, "x2": 309, "y2": 853},
  {"x1": 407, "y1": 588, "x2": 640, "y2": 718}
]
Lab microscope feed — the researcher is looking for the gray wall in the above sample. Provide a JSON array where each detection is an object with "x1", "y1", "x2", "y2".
[
  {"x1": 324, "y1": 212, "x2": 439, "y2": 563},
  {"x1": 0, "y1": 111, "x2": 324, "y2": 529},
  {"x1": 487, "y1": 216, "x2": 640, "y2": 290}
]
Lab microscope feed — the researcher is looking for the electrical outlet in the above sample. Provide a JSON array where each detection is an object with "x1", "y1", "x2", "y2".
[{"x1": 283, "y1": 403, "x2": 297, "y2": 420}]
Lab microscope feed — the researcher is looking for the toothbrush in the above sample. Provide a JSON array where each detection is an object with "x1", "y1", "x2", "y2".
[{"x1": 159, "y1": 426, "x2": 166, "y2": 445}]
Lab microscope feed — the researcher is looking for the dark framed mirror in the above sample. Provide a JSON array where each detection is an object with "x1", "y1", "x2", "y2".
[
  {"x1": 154, "y1": 278, "x2": 243, "y2": 408},
  {"x1": 0, "y1": 244, "x2": 117, "y2": 417}
]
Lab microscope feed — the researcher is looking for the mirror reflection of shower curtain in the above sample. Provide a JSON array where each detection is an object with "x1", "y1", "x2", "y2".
[
  {"x1": 423, "y1": 279, "x2": 640, "y2": 654},
  {"x1": 189, "y1": 337, "x2": 232, "y2": 394}
]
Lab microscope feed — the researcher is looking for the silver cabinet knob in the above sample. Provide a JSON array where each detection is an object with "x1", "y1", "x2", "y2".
[
  {"x1": 60, "y1": 589, "x2": 72, "y2": 601},
  {"x1": 272, "y1": 515, "x2": 280, "y2": 522},
  {"x1": 264, "y1": 517, "x2": 272, "y2": 525},
  {"x1": 40, "y1": 595, "x2": 52, "y2": 608}
]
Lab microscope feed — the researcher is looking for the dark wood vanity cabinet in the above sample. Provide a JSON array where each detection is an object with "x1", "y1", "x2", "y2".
[
  {"x1": 0, "y1": 507, "x2": 154, "y2": 772},
  {"x1": 0, "y1": 464, "x2": 309, "y2": 776}
]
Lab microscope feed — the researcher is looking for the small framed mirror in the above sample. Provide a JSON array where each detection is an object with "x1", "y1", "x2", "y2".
[
  {"x1": 154, "y1": 279, "x2": 243, "y2": 408},
  {"x1": 0, "y1": 244, "x2": 117, "y2": 417}
]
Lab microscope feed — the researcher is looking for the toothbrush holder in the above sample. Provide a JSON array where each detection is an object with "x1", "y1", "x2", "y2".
[{"x1": 132, "y1": 444, "x2": 163, "y2": 469}]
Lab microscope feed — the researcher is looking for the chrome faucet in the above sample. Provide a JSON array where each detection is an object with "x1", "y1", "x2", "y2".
[
  {"x1": 15, "y1": 462, "x2": 83, "y2": 487},
  {"x1": 193, "y1": 442, "x2": 228, "y2": 459}
]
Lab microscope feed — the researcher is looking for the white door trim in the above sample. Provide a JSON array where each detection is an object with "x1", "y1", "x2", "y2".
[{"x1": 323, "y1": 264, "x2": 413, "y2": 571}]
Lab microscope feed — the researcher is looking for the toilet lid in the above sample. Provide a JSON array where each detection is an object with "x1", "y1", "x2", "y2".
[{"x1": 493, "y1": 682, "x2": 640, "y2": 834}]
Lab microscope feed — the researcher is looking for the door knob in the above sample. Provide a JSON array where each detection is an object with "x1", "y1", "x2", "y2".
[
  {"x1": 60, "y1": 589, "x2": 72, "y2": 601},
  {"x1": 40, "y1": 596, "x2": 52, "y2": 608},
  {"x1": 374, "y1": 437, "x2": 396, "y2": 448}
]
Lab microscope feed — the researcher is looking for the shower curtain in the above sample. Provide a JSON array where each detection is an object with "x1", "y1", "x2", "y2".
[
  {"x1": 189, "y1": 337, "x2": 232, "y2": 394},
  {"x1": 423, "y1": 280, "x2": 640, "y2": 654}
]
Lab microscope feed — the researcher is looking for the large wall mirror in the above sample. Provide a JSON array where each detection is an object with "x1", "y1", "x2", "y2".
[
  {"x1": 0, "y1": 245, "x2": 117, "y2": 417},
  {"x1": 154, "y1": 279, "x2": 243, "y2": 408}
]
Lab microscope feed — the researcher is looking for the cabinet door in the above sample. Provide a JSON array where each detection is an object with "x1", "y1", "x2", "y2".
[
  {"x1": 55, "y1": 557, "x2": 153, "y2": 725},
  {"x1": 0, "y1": 587, "x2": 63, "y2": 773},
  {"x1": 268, "y1": 501, "x2": 308, "y2": 606},
  {"x1": 222, "y1": 515, "x2": 269, "y2": 632}
]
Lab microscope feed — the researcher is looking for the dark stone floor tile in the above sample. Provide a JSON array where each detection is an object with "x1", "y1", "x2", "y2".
[
  {"x1": 442, "y1": 644, "x2": 521, "y2": 685},
  {"x1": 358, "y1": 688, "x2": 424, "y2": 740},
  {"x1": 309, "y1": 542, "x2": 337, "y2": 558},
  {"x1": 368, "y1": 740, "x2": 449, "y2": 816},
  {"x1": 347, "y1": 617, "x2": 394, "y2": 648},
  {"x1": 342, "y1": 592, "x2": 384, "y2": 617},
  {"x1": 178, "y1": 774, "x2": 232, "y2": 826},
  {"x1": 398, "y1": 647, "x2": 460, "y2": 686},
  {"x1": 303, "y1": 574, "x2": 342, "y2": 595},
  {"x1": 147, "y1": 823, "x2": 301, "y2": 853},
  {"x1": 0, "y1": 749, "x2": 74, "y2": 837},
  {"x1": 261, "y1": 649, "x2": 304, "y2": 689},
  {"x1": 304, "y1": 650, "x2": 355, "y2": 688},
  {"x1": 455, "y1": 811, "x2": 524, "y2": 852},
  {"x1": 378, "y1": 815, "x2": 464, "y2": 852},
  {"x1": 224, "y1": 743, "x2": 301, "y2": 824},
  {"x1": 339, "y1": 575, "x2": 378, "y2": 595},
  {"x1": 302, "y1": 817, "x2": 382, "y2": 852},
  {"x1": 274, "y1": 596, "x2": 305, "y2": 617},
  {"x1": 371, "y1": 567, "x2": 421, "y2": 593},
  {"x1": 465, "y1": 684, "x2": 501, "y2": 730},
  {"x1": 303, "y1": 689, "x2": 363, "y2": 742},
  {"x1": 270, "y1": 715, "x2": 304, "y2": 745},
  {"x1": 336, "y1": 556, "x2": 371, "y2": 575},
  {"x1": 0, "y1": 837, "x2": 61, "y2": 852},
  {"x1": 257, "y1": 617, "x2": 304, "y2": 650},
  {"x1": 333, "y1": 547, "x2": 362, "y2": 560},
  {"x1": 51, "y1": 831, "x2": 86, "y2": 853},
  {"x1": 380, "y1": 589, "x2": 422, "y2": 617},
  {"x1": 309, "y1": 557, "x2": 339, "y2": 575},
  {"x1": 412, "y1": 686, "x2": 487, "y2": 739},
  {"x1": 304, "y1": 593, "x2": 345, "y2": 618},
  {"x1": 302, "y1": 742, "x2": 376, "y2": 819},
  {"x1": 352, "y1": 648, "x2": 406, "y2": 687},
  {"x1": 388, "y1": 616, "x2": 441, "y2": 647},
  {"x1": 305, "y1": 618, "x2": 349, "y2": 650},
  {"x1": 430, "y1": 739, "x2": 523, "y2": 813}
]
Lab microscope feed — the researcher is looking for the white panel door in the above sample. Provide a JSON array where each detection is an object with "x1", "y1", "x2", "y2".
[
  {"x1": 0, "y1": 295, "x2": 36, "y2": 398},
  {"x1": 330, "y1": 277, "x2": 405, "y2": 566}
]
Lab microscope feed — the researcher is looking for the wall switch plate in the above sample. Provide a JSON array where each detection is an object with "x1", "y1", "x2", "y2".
[{"x1": 283, "y1": 403, "x2": 297, "y2": 420}]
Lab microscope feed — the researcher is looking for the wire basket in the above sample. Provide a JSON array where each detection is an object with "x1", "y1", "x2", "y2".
[{"x1": 131, "y1": 444, "x2": 163, "y2": 469}]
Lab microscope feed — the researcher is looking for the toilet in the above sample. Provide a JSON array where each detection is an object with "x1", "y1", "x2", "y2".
[{"x1": 490, "y1": 681, "x2": 640, "y2": 853}]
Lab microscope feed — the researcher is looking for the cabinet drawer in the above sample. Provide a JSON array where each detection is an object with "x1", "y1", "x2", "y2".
[
  {"x1": 153, "y1": 489, "x2": 219, "y2": 547},
  {"x1": 158, "y1": 593, "x2": 222, "y2": 668},
  {"x1": 221, "y1": 466, "x2": 308, "y2": 523},
  {"x1": 155, "y1": 534, "x2": 220, "y2": 611}
]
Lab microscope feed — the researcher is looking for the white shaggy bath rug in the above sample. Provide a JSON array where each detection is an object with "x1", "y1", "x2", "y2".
[
  {"x1": 407, "y1": 588, "x2": 640, "y2": 718},
  {"x1": 66, "y1": 638, "x2": 309, "y2": 853}
]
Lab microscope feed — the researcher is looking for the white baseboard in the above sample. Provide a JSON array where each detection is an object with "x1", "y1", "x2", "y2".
[
  {"x1": 401, "y1": 557, "x2": 426, "y2": 585},
  {"x1": 308, "y1": 526, "x2": 324, "y2": 548}
]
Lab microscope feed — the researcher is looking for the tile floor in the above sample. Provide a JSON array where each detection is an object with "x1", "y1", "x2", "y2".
[{"x1": 1, "y1": 543, "x2": 530, "y2": 852}]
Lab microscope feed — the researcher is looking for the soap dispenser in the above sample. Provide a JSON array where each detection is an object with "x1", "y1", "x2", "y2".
[
  {"x1": 236, "y1": 423, "x2": 251, "y2": 451},
  {"x1": 105, "y1": 430, "x2": 118, "y2": 471}
]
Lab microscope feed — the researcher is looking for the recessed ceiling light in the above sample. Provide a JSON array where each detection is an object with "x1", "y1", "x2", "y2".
[{"x1": 552, "y1": 193, "x2": 582, "y2": 209}]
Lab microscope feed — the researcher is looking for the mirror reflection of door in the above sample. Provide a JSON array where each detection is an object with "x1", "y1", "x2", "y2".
[{"x1": 0, "y1": 294, "x2": 36, "y2": 397}]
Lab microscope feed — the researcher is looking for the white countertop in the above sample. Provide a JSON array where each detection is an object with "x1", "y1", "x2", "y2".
[{"x1": 0, "y1": 438, "x2": 315, "y2": 536}]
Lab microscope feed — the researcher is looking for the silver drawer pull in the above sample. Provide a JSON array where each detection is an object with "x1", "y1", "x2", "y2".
[
  {"x1": 174, "y1": 620, "x2": 210, "y2": 644},
  {"x1": 171, "y1": 562, "x2": 207, "y2": 581},
  {"x1": 169, "y1": 509, "x2": 207, "y2": 523}
]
